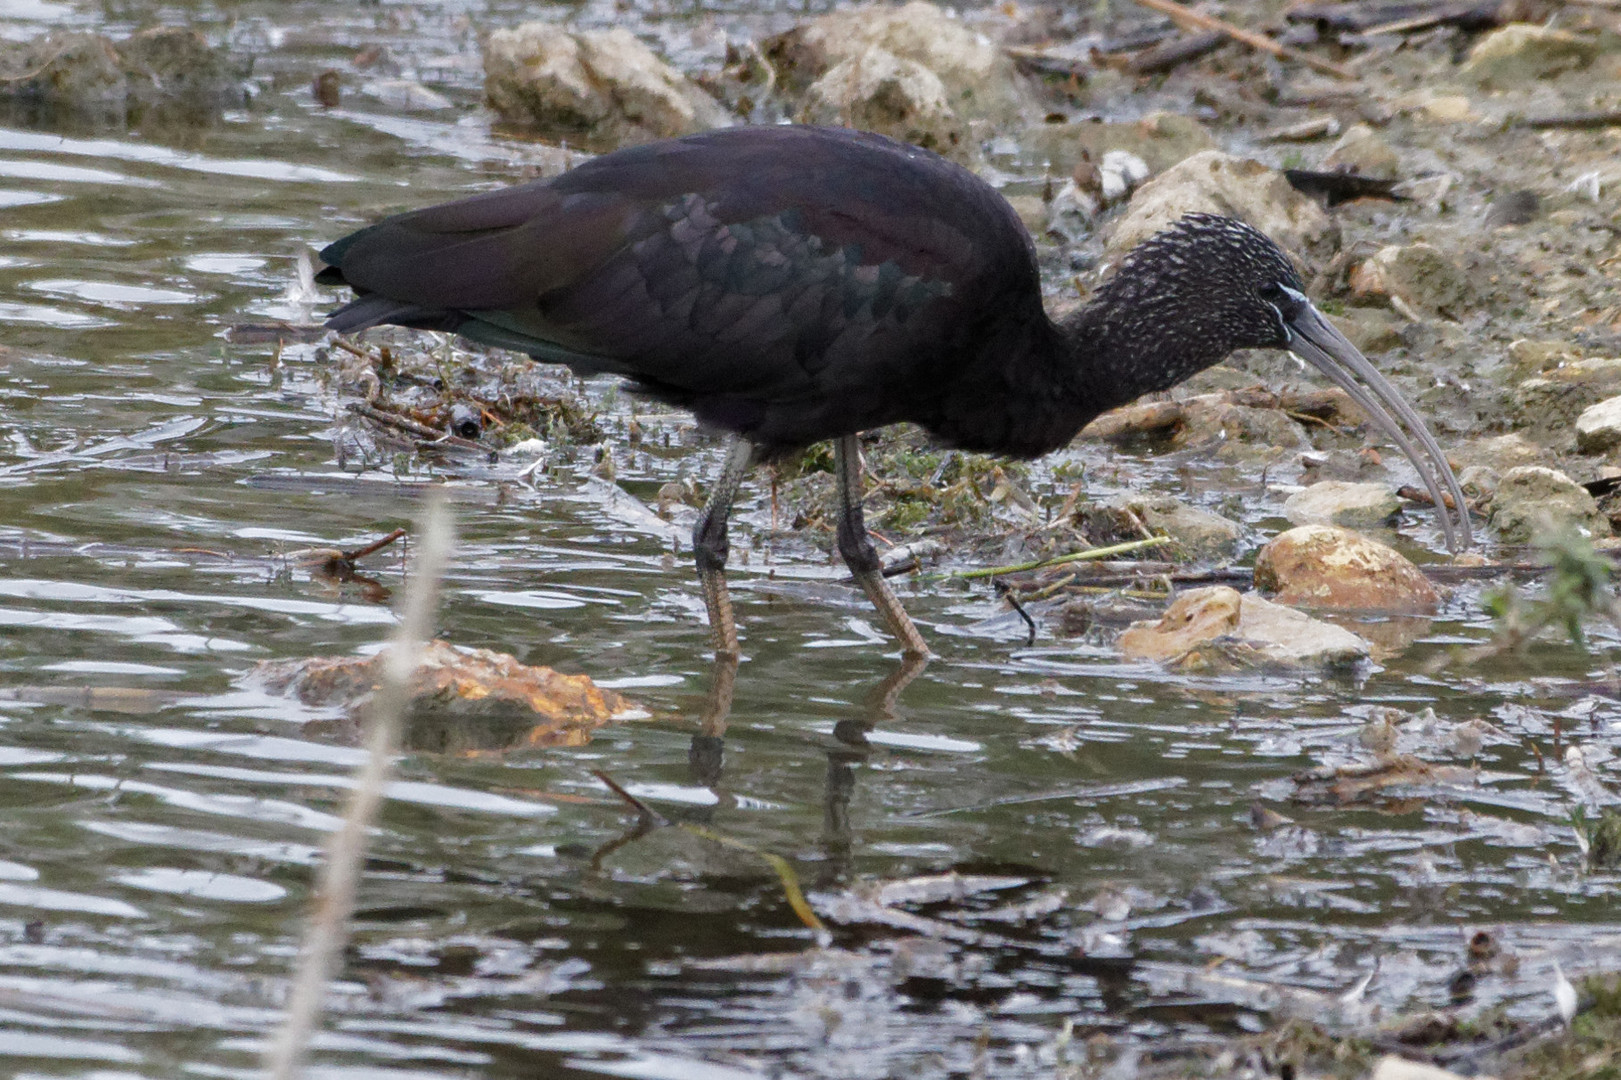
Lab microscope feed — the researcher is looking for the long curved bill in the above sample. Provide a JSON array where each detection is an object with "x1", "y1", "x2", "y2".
[{"x1": 1285, "y1": 301, "x2": 1472, "y2": 553}]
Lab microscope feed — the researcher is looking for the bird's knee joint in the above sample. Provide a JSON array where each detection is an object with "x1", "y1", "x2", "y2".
[
  {"x1": 837, "y1": 530, "x2": 882, "y2": 575},
  {"x1": 694, "y1": 525, "x2": 729, "y2": 572}
]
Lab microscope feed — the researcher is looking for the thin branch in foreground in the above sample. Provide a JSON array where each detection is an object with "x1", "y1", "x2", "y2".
[{"x1": 263, "y1": 490, "x2": 456, "y2": 1080}]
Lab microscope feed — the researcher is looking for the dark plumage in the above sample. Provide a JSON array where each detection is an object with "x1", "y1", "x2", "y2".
[{"x1": 318, "y1": 124, "x2": 1469, "y2": 658}]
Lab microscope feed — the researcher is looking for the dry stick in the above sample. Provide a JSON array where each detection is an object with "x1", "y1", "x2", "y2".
[
  {"x1": 263, "y1": 491, "x2": 456, "y2": 1080},
  {"x1": 1516, "y1": 109, "x2": 1621, "y2": 130},
  {"x1": 343, "y1": 527, "x2": 407, "y2": 562},
  {"x1": 1131, "y1": 0, "x2": 1358, "y2": 80},
  {"x1": 949, "y1": 536, "x2": 1171, "y2": 581}
]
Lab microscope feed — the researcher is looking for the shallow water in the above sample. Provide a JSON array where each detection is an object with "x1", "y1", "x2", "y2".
[{"x1": 2, "y1": 2, "x2": 1619, "y2": 1077}]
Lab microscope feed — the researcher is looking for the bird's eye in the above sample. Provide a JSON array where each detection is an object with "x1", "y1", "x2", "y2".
[{"x1": 1258, "y1": 281, "x2": 1307, "y2": 317}]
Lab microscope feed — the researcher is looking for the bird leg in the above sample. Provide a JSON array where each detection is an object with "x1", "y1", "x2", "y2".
[
  {"x1": 687, "y1": 647, "x2": 738, "y2": 786},
  {"x1": 693, "y1": 436, "x2": 757, "y2": 657},
  {"x1": 832, "y1": 434, "x2": 932, "y2": 658}
]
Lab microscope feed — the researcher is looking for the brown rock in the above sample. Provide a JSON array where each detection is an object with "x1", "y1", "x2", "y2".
[
  {"x1": 1448, "y1": 433, "x2": 1556, "y2": 475},
  {"x1": 1119, "y1": 586, "x2": 1369, "y2": 669},
  {"x1": 254, "y1": 640, "x2": 642, "y2": 751},
  {"x1": 1119, "y1": 586, "x2": 1241, "y2": 662},
  {"x1": 483, "y1": 23, "x2": 731, "y2": 145},
  {"x1": 1254, "y1": 525, "x2": 1441, "y2": 613},
  {"x1": 1513, "y1": 357, "x2": 1621, "y2": 437}
]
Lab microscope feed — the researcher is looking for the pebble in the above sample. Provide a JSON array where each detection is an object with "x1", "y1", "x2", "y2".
[
  {"x1": 1282, "y1": 481, "x2": 1402, "y2": 530},
  {"x1": 1575, "y1": 394, "x2": 1621, "y2": 454}
]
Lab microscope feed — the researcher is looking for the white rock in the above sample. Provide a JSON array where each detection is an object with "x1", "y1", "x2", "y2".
[
  {"x1": 1283, "y1": 481, "x2": 1402, "y2": 529},
  {"x1": 1575, "y1": 394, "x2": 1621, "y2": 454},
  {"x1": 359, "y1": 78, "x2": 454, "y2": 111},
  {"x1": 1099, "y1": 149, "x2": 1149, "y2": 204}
]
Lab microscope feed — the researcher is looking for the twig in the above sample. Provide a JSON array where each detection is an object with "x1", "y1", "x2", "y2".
[
  {"x1": 994, "y1": 579, "x2": 1039, "y2": 646},
  {"x1": 1515, "y1": 110, "x2": 1621, "y2": 131},
  {"x1": 345, "y1": 402, "x2": 485, "y2": 451},
  {"x1": 948, "y1": 536, "x2": 1171, "y2": 581},
  {"x1": 1126, "y1": 30, "x2": 1227, "y2": 74},
  {"x1": 264, "y1": 491, "x2": 455, "y2": 1080},
  {"x1": 1395, "y1": 483, "x2": 1471, "y2": 514},
  {"x1": 344, "y1": 527, "x2": 407, "y2": 562},
  {"x1": 1131, "y1": 0, "x2": 1358, "y2": 79},
  {"x1": 591, "y1": 768, "x2": 667, "y2": 825},
  {"x1": 1005, "y1": 45, "x2": 1090, "y2": 79}
]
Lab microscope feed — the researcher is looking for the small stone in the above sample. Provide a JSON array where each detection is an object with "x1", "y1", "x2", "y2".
[
  {"x1": 1484, "y1": 189, "x2": 1540, "y2": 228},
  {"x1": 1416, "y1": 94, "x2": 1476, "y2": 123},
  {"x1": 1123, "y1": 495, "x2": 1244, "y2": 559},
  {"x1": 359, "y1": 78, "x2": 454, "y2": 111},
  {"x1": 252, "y1": 640, "x2": 642, "y2": 751},
  {"x1": 1488, "y1": 466, "x2": 1610, "y2": 542},
  {"x1": 1461, "y1": 23, "x2": 1599, "y2": 87},
  {"x1": 1360, "y1": 711, "x2": 1400, "y2": 753},
  {"x1": 1513, "y1": 358, "x2": 1621, "y2": 436},
  {"x1": 1449, "y1": 432, "x2": 1555, "y2": 475},
  {"x1": 1173, "y1": 398, "x2": 1311, "y2": 455},
  {"x1": 798, "y1": 45, "x2": 965, "y2": 158},
  {"x1": 483, "y1": 24, "x2": 731, "y2": 144},
  {"x1": 1330, "y1": 309, "x2": 1404, "y2": 355},
  {"x1": 1506, "y1": 338, "x2": 1582, "y2": 377},
  {"x1": 1118, "y1": 586, "x2": 1369, "y2": 669},
  {"x1": 1284, "y1": 481, "x2": 1403, "y2": 529},
  {"x1": 1348, "y1": 243, "x2": 1468, "y2": 318},
  {"x1": 1254, "y1": 525, "x2": 1441, "y2": 613},
  {"x1": 1099, "y1": 149, "x2": 1151, "y2": 204},
  {"x1": 1575, "y1": 395, "x2": 1621, "y2": 454},
  {"x1": 0, "y1": 27, "x2": 248, "y2": 118},
  {"x1": 1106, "y1": 151, "x2": 1337, "y2": 269},
  {"x1": 1457, "y1": 465, "x2": 1500, "y2": 500},
  {"x1": 765, "y1": 1, "x2": 1029, "y2": 126},
  {"x1": 1322, "y1": 123, "x2": 1399, "y2": 179}
]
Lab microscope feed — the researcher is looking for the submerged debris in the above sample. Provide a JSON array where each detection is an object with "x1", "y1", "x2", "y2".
[
  {"x1": 326, "y1": 338, "x2": 600, "y2": 462},
  {"x1": 252, "y1": 640, "x2": 643, "y2": 750},
  {"x1": 0, "y1": 27, "x2": 249, "y2": 123},
  {"x1": 1291, "y1": 754, "x2": 1478, "y2": 804}
]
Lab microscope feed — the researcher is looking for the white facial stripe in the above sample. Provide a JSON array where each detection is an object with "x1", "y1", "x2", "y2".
[{"x1": 1267, "y1": 301, "x2": 1292, "y2": 342}]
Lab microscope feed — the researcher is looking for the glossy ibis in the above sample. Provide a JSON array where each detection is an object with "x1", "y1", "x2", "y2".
[{"x1": 317, "y1": 124, "x2": 1469, "y2": 659}]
